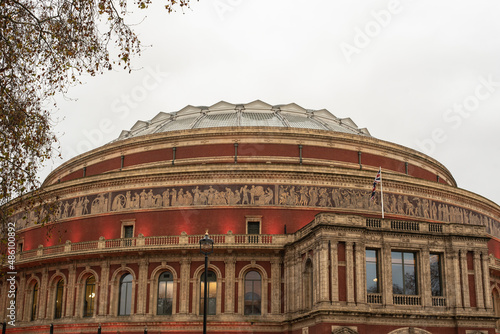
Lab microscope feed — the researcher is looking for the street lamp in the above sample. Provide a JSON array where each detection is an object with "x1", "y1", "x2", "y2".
[{"x1": 199, "y1": 231, "x2": 214, "y2": 334}]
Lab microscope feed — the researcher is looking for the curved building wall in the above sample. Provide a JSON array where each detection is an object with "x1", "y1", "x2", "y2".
[{"x1": 2, "y1": 111, "x2": 500, "y2": 334}]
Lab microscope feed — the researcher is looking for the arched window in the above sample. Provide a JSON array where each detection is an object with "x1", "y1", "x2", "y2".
[
  {"x1": 493, "y1": 290, "x2": 500, "y2": 330},
  {"x1": 200, "y1": 271, "x2": 217, "y2": 315},
  {"x1": 157, "y1": 271, "x2": 173, "y2": 315},
  {"x1": 118, "y1": 273, "x2": 133, "y2": 315},
  {"x1": 31, "y1": 283, "x2": 38, "y2": 321},
  {"x1": 83, "y1": 276, "x2": 96, "y2": 317},
  {"x1": 54, "y1": 279, "x2": 64, "y2": 319},
  {"x1": 244, "y1": 271, "x2": 262, "y2": 315},
  {"x1": 304, "y1": 260, "x2": 313, "y2": 309}
]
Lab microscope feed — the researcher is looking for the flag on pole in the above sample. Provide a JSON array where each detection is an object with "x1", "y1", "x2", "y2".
[
  {"x1": 370, "y1": 167, "x2": 384, "y2": 218},
  {"x1": 370, "y1": 167, "x2": 381, "y2": 200}
]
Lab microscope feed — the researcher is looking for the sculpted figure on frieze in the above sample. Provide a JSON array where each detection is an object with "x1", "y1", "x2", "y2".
[
  {"x1": 318, "y1": 188, "x2": 332, "y2": 207},
  {"x1": 170, "y1": 188, "x2": 178, "y2": 206},
  {"x1": 91, "y1": 193, "x2": 107, "y2": 214},
  {"x1": 192, "y1": 186, "x2": 201, "y2": 205},
  {"x1": 299, "y1": 186, "x2": 308, "y2": 205},
  {"x1": 207, "y1": 186, "x2": 215, "y2": 205},
  {"x1": 308, "y1": 187, "x2": 318, "y2": 206},
  {"x1": 112, "y1": 194, "x2": 126, "y2": 211},
  {"x1": 331, "y1": 188, "x2": 341, "y2": 207},
  {"x1": 264, "y1": 187, "x2": 273, "y2": 204},
  {"x1": 241, "y1": 185, "x2": 250, "y2": 205}
]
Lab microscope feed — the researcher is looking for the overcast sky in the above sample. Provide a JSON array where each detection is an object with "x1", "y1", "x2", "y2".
[{"x1": 44, "y1": 0, "x2": 500, "y2": 207}]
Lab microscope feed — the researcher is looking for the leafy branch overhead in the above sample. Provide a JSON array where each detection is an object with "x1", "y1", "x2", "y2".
[{"x1": 0, "y1": 0, "x2": 192, "y2": 227}]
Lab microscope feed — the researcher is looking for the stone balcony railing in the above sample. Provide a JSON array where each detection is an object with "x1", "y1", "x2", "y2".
[{"x1": 16, "y1": 232, "x2": 292, "y2": 263}]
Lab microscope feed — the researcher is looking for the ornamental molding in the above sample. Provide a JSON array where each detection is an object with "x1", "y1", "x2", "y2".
[
  {"x1": 15, "y1": 181, "x2": 499, "y2": 240},
  {"x1": 387, "y1": 328, "x2": 432, "y2": 334}
]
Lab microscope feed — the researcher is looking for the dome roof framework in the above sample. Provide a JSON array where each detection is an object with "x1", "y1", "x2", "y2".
[{"x1": 115, "y1": 100, "x2": 371, "y2": 141}]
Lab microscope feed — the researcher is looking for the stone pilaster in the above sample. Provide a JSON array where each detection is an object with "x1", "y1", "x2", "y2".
[
  {"x1": 382, "y1": 244, "x2": 393, "y2": 305},
  {"x1": 285, "y1": 253, "x2": 296, "y2": 312},
  {"x1": 179, "y1": 258, "x2": 191, "y2": 314},
  {"x1": 452, "y1": 250, "x2": 462, "y2": 308},
  {"x1": 460, "y1": 249, "x2": 470, "y2": 308},
  {"x1": 224, "y1": 257, "x2": 236, "y2": 314},
  {"x1": 38, "y1": 267, "x2": 48, "y2": 319},
  {"x1": 270, "y1": 258, "x2": 281, "y2": 314},
  {"x1": 421, "y1": 248, "x2": 431, "y2": 307},
  {"x1": 65, "y1": 264, "x2": 76, "y2": 318},
  {"x1": 346, "y1": 241, "x2": 355, "y2": 305},
  {"x1": 98, "y1": 261, "x2": 109, "y2": 316},
  {"x1": 17, "y1": 273, "x2": 26, "y2": 321},
  {"x1": 330, "y1": 241, "x2": 339, "y2": 303},
  {"x1": 482, "y1": 251, "x2": 493, "y2": 310},
  {"x1": 474, "y1": 251, "x2": 485, "y2": 309},
  {"x1": 295, "y1": 255, "x2": 302, "y2": 310},
  {"x1": 313, "y1": 244, "x2": 318, "y2": 304},
  {"x1": 137, "y1": 259, "x2": 149, "y2": 314},
  {"x1": 355, "y1": 242, "x2": 365, "y2": 305}
]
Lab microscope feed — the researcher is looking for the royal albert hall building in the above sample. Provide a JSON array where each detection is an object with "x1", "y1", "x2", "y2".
[{"x1": 3, "y1": 100, "x2": 500, "y2": 334}]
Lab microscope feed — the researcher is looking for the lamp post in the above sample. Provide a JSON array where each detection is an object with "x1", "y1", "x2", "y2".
[{"x1": 199, "y1": 232, "x2": 214, "y2": 334}]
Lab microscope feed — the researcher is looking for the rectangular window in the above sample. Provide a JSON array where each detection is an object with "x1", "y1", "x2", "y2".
[
  {"x1": 391, "y1": 251, "x2": 417, "y2": 295},
  {"x1": 247, "y1": 221, "x2": 260, "y2": 243},
  {"x1": 430, "y1": 253, "x2": 443, "y2": 296},
  {"x1": 366, "y1": 249, "x2": 380, "y2": 293},
  {"x1": 124, "y1": 225, "x2": 134, "y2": 238},
  {"x1": 122, "y1": 223, "x2": 134, "y2": 247}
]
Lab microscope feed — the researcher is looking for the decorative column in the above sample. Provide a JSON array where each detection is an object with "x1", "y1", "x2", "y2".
[
  {"x1": 295, "y1": 254, "x2": 302, "y2": 310},
  {"x1": 460, "y1": 249, "x2": 470, "y2": 308},
  {"x1": 446, "y1": 250, "x2": 460, "y2": 308},
  {"x1": 66, "y1": 264, "x2": 77, "y2": 318},
  {"x1": 137, "y1": 259, "x2": 148, "y2": 314},
  {"x1": 482, "y1": 251, "x2": 493, "y2": 310},
  {"x1": 224, "y1": 257, "x2": 236, "y2": 314},
  {"x1": 474, "y1": 250, "x2": 485, "y2": 309},
  {"x1": 270, "y1": 258, "x2": 281, "y2": 314},
  {"x1": 451, "y1": 250, "x2": 463, "y2": 308},
  {"x1": 345, "y1": 241, "x2": 355, "y2": 305},
  {"x1": 330, "y1": 241, "x2": 339, "y2": 304},
  {"x1": 421, "y1": 248, "x2": 431, "y2": 307},
  {"x1": 17, "y1": 273, "x2": 26, "y2": 321},
  {"x1": 38, "y1": 267, "x2": 48, "y2": 319},
  {"x1": 285, "y1": 252, "x2": 296, "y2": 312},
  {"x1": 179, "y1": 258, "x2": 191, "y2": 314},
  {"x1": 382, "y1": 244, "x2": 393, "y2": 305},
  {"x1": 355, "y1": 242, "x2": 365, "y2": 305},
  {"x1": 314, "y1": 243, "x2": 321, "y2": 304},
  {"x1": 98, "y1": 261, "x2": 109, "y2": 316}
]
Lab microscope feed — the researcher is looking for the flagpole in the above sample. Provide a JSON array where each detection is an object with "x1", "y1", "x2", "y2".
[{"x1": 380, "y1": 167, "x2": 384, "y2": 219}]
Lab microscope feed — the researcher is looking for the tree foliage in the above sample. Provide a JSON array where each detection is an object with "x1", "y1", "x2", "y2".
[{"x1": 0, "y1": 0, "x2": 192, "y2": 228}]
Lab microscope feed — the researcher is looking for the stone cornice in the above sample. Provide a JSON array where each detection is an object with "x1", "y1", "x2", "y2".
[{"x1": 43, "y1": 127, "x2": 456, "y2": 187}]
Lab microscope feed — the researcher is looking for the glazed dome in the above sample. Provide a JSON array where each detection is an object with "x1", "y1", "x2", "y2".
[{"x1": 114, "y1": 100, "x2": 371, "y2": 142}]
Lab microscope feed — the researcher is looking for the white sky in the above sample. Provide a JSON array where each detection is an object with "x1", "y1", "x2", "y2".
[{"x1": 44, "y1": 0, "x2": 500, "y2": 207}]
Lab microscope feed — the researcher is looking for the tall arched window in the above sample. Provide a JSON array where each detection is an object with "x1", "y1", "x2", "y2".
[
  {"x1": 304, "y1": 260, "x2": 313, "y2": 309},
  {"x1": 31, "y1": 283, "x2": 38, "y2": 321},
  {"x1": 157, "y1": 271, "x2": 173, "y2": 315},
  {"x1": 493, "y1": 290, "x2": 500, "y2": 330},
  {"x1": 54, "y1": 279, "x2": 64, "y2": 319},
  {"x1": 244, "y1": 271, "x2": 262, "y2": 315},
  {"x1": 83, "y1": 276, "x2": 96, "y2": 317},
  {"x1": 200, "y1": 271, "x2": 217, "y2": 315},
  {"x1": 118, "y1": 273, "x2": 133, "y2": 315}
]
